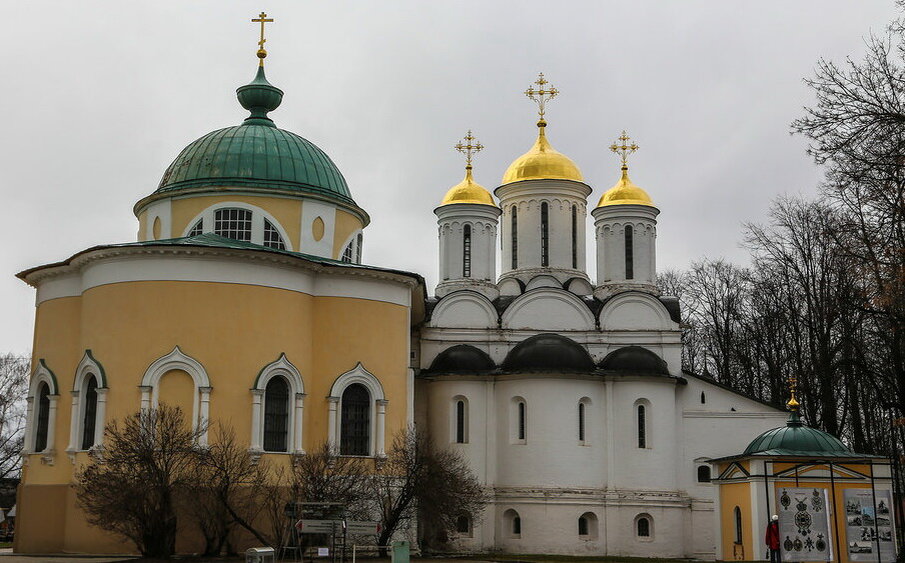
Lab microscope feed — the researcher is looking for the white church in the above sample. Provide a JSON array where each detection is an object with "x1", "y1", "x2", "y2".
[{"x1": 415, "y1": 76, "x2": 788, "y2": 557}]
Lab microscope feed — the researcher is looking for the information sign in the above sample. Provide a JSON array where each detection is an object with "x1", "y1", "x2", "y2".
[
  {"x1": 295, "y1": 519, "x2": 338, "y2": 534},
  {"x1": 346, "y1": 521, "x2": 382, "y2": 535}
]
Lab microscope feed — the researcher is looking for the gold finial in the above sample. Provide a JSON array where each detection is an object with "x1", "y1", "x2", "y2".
[
  {"x1": 610, "y1": 130, "x2": 639, "y2": 171},
  {"x1": 525, "y1": 72, "x2": 559, "y2": 124},
  {"x1": 787, "y1": 375, "x2": 801, "y2": 411},
  {"x1": 252, "y1": 12, "x2": 274, "y2": 66},
  {"x1": 454, "y1": 130, "x2": 484, "y2": 170}
]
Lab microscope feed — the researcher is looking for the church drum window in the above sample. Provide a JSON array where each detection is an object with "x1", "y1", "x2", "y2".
[
  {"x1": 541, "y1": 202, "x2": 549, "y2": 267},
  {"x1": 81, "y1": 376, "x2": 98, "y2": 450},
  {"x1": 697, "y1": 465, "x2": 711, "y2": 483},
  {"x1": 263, "y1": 219, "x2": 286, "y2": 250},
  {"x1": 637, "y1": 404, "x2": 646, "y2": 448},
  {"x1": 35, "y1": 382, "x2": 51, "y2": 452},
  {"x1": 263, "y1": 377, "x2": 290, "y2": 452},
  {"x1": 341, "y1": 240, "x2": 355, "y2": 263},
  {"x1": 463, "y1": 224, "x2": 472, "y2": 278},
  {"x1": 625, "y1": 224, "x2": 634, "y2": 279},
  {"x1": 571, "y1": 205, "x2": 577, "y2": 269},
  {"x1": 341, "y1": 383, "x2": 370, "y2": 456},
  {"x1": 511, "y1": 206, "x2": 518, "y2": 269},
  {"x1": 455, "y1": 399, "x2": 466, "y2": 444},
  {"x1": 188, "y1": 219, "x2": 203, "y2": 237},
  {"x1": 214, "y1": 208, "x2": 253, "y2": 242}
]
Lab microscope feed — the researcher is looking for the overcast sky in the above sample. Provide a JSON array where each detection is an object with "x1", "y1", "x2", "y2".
[{"x1": 0, "y1": 1, "x2": 898, "y2": 355}]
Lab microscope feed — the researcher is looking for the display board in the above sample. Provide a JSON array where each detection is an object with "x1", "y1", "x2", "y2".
[
  {"x1": 777, "y1": 487, "x2": 832, "y2": 562},
  {"x1": 844, "y1": 489, "x2": 896, "y2": 562}
]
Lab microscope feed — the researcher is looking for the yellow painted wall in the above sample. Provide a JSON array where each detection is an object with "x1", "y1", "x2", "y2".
[
  {"x1": 169, "y1": 194, "x2": 302, "y2": 250},
  {"x1": 333, "y1": 209, "x2": 364, "y2": 259},
  {"x1": 158, "y1": 369, "x2": 196, "y2": 426},
  {"x1": 720, "y1": 481, "x2": 752, "y2": 560},
  {"x1": 20, "y1": 276, "x2": 411, "y2": 554}
]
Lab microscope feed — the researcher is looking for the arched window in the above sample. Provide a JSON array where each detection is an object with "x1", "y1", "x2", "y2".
[
  {"x1": 341, "y1": 240, "x2": 355, "y2": 263},
  {"x1": 578, "y1": 512, "x2": 598, "y2": 539},
  {"x1": 263, "y1": 219, "x2": 286, "y2": 249},
  {"x1": 503, "y1": 508, "x2": 521, "y2": 538},
  {"x1": 578, "y1": 515, "x2": 588, "y2": 536},
  {"x1": 571, "y1": 205, "x2": 577, "y2": 269},
  {"x1": 456, "y1": 514, "x2": 470, "y2": 535},
  {"x1": 463, "y1": 224, "x2": 472, "y2": 278},
  {"x1": 734, "y1": 506, "x2": 743, "y2": 544},
  {"x1": 263, "y1": 377, "x2": 290, "y2": 452},
  {"x1": 697, "y1": 465, "x2": 711, "y2": 483},
  {"x1": 455, "y1": 399, "x2": 467, "y2": 444},
  {"x1": 80, "y1": 376, "x2": 98, "y2": 450},
  {"x1": 625, "y1": 225, "x2": 634, "y2": 279},
  {"x1": 637, "y1": 515, "x2": 651, "y2": 538},
  {"x1": 540, "y1": 202, "x2": 549, "y2": 267},
  {"x1": 35, "y1": 382, "x2": 51, "y2": 452},
  {"x1": 518, "y1": 401, "x2": 526, "y2": 441},
  {"x1": 188, "y1": 219, "x2": 203, "y2": 237},
  {"x1": 637, "y1": 404, "x2": 646, "y2": 448},
  {"x1": 578, "y1": 402, "x2": 586, "y2": 442},
  {"x1": 340, "y1": 384, "x2": 370, "y2": 456},
  {"x1": 214, "y1": 208, "x2": 253, "y2": 242},
  {"x1": 511, "y1": 206, "x2": 518, "y2": 269},
  {"x1": 701, "y1": 391, "x2": 706, "y2": 404}
]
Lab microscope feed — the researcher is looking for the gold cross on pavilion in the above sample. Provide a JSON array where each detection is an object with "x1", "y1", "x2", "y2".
[
  {"x1": 787, "y1": 375, "x2": 800, "y2": 411},
  {"x1": 525, "y1": 73, "x2": 559, "y2": 122},
  {"x1": 610, "y1": 131, "x2": 639, "y2": 170},
  {"x1": 455, "y1": 130, "x2": 484, "y2": 169},
  {"x1": 252, "y1": 12, "x2": 274, "y2": 65}
]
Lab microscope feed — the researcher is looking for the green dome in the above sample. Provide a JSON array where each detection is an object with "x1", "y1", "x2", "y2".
[
  {"x1": 743, "y1": 411, "x2": 851, "y2": 456},
  {"x1": 155, "y1": 66, "x2": 354, "y2": 204}
]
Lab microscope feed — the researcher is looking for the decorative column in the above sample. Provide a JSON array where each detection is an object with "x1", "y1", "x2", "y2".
[
  {"x1": 198, "y1": 387, "x2": 212, "y2": 446},
  {"x1": 93, "y1": 388, "x2": 108, "y2": 448},
  {"x1": 139, "y1": 385, "x2": 152, "y2": 411},
  {"x1": 376, "y1": 399, "x2": 389, "y2": 458},
  {"x1": 294, "y1": 393, "x2": 306, "y2": 455},
  {"x1": 249, "y1": 389, "x2": 264, "y2": 452},
  {"x1": 23, "y1": 396, "x2": 34, "y2": 455},
  {"x1": 42, "y1": 395, "x2": 60, "y2": 464},
  {"x1": 66, "y1": 390, "x2": 81, "y2": 457},
  {"x1": 327, "y1": 396, "x2": 340, "y2": 453}
]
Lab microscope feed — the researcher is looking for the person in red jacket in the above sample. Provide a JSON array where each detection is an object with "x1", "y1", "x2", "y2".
[{"x1": 766, "y1": 515, "x2": 781, "y2": 563}]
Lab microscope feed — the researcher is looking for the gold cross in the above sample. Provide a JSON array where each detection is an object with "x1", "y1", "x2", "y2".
[
  {"x1": 525, "y1": 73, "x2": 559, "y2": 121},
  {"x1": 454, "y1": 130, "x2": 484, "y2": 168},
  {"x1": 252, "y1": 12, "x2": 274, "y2": 65},
  {"x1": 610, "y1": 130, "x2": 639, "y2": 168},
  {"x1": 787, "y1": 375, "x2": 800, "y2": 411}
]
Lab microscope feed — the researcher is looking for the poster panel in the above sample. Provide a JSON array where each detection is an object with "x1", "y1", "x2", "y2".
[
  {"x1": 844, "y1": 489, "x2": 896, "y2": 562},
  {"x1": 777, "y1": 487, "x2": 832, "y2": 562}
]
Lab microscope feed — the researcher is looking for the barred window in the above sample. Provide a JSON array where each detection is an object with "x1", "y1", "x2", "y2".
[
  {"x1": 340, "y1": 384, "x2": 370, "y2": 456},
  {"x1": 637, "y1": 516, "x2": 651, "y2": 537},
  {"x1": 81, "y1": 376, "x2": 98, "y2": 450},
  {"x1": 463, "y1": 225, "x2": 472, "y2": 278},
  {"x1": 214, "y1": 208, "x2": 252, "y2": 242},
  {"x1": 541, "y1": 202, "x2": 549, "y2": 267},
  {"x1": 625, "y1": 225, "x2": 634, "y2": 280},
  {"x1": 511, "y1": 207, "x2": 518, "y2": 269},
  {"x1": 637, "y1": 404, "x2": 646, "y2": 448},
  {"x1": 518, "y1": 401, "x2": 526, "y2": 441},
  {"x1": 35, "y1": 382, "x2": 51, "y2": 452},
  {"x1": 188, "y1": 219, "x2": 203, "y2": 237},
  {"x1": 571, "y1": 205, "x2": 578, "y2": 269},
  {"x1": 578, "y1": 402, "x2": 586, "y2": 442},
  {"x1": 263, "y1": 219, "x2": 286, "y2": 250},
  {"x1": 263, "y1": 377, "x2": 290, "y2": 452}
]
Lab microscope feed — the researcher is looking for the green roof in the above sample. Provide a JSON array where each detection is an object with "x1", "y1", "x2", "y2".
[
  {"x1": 743, "y1": 411, "x2": 851, "y2": 456},
  {"x1": 155, "y1": 66, "x2": 354, "y2": 205}
]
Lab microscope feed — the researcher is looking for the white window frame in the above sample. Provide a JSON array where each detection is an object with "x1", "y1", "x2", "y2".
[
  {"x1": 327, "y1": 363, "x2": 386, "y2": 457},
  {"x1": 139, "y1": 346, "x2": 212, "y2": 446},
  {"x1": 24, "y1": 360, "x2": 60, "y2": 465},
  {"x1": 181, "y1": 202, "x2": 293, "y2": 251},
  {"x1": 66, "y1": 350, "x2": 109, "y2": 461},
  {"x1": 250, "y1": 354, "x2": 305, "y2": 456}
]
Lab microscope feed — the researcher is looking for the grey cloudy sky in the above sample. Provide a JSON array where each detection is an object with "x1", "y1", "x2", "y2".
[{"x1": 0, "y1": 1, "x2": 898, "y2": 355}]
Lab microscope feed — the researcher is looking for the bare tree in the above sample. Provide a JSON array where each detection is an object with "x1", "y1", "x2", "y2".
[
  {"x1": 0, "y1": 354, "x2": 28, "y2": 478},
  {"x1": 371, "y1": 428, "x2": 487, "y2": 553},
  {"x1": 74, "y1": 405, "x2": 204, "y2": 559}
]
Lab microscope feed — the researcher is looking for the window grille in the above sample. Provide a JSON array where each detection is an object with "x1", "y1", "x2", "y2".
[
  {"x1": 214, "y1": 208, "x2": 252, "y2": 242},
  {"x1": 637, "y1": 404, "x2": 646, "y2": 448},
  {"x1": 188, "y1": 219, "x2": 203, "y2": 237},
  {"x1": 263, "y1": 377, "x2": 290, "y2": 452},
  {"x1": 637, "y1": 517, "x2": 650, "y2": 537},
  {"x1": 35, "y1": 382, "x2": 50, "y2": 452},
  {"x1": 263, "y1": 219, "x2": 286, "y2": 249},
  {"x1": 340, "y1": 384, "x2": 370, "y2": 455},
  {"x1": 625, "y1": 225, "x2": 634, "y2": 279},
  {"x1": 541, "y1": 202, "x2": 549, "y2": 267},
  {"x1": 578, "y1": 402, "x2": 585, "y2": 442},
  {"x1": 81, "y1": 376, "x2": 98, "y2": 450},
  {"x1": 341, "y1": 241, "x2": 355, "y2": 263},
  {"x1": 518, "y1": 401, "x2": 526, "y2": 441},
  {"x1": 463, "y1": 225, "x2": 472, "y2": 278}
]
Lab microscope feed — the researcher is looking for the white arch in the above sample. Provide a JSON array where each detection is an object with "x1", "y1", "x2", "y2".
[
  {"x1": 524, "y1": 274, "x2": 561, "y2": 291},
  {"x1": 24, "y1": 360, "x2": 59, "y2": 460},
  {"x1": 180, "y1": 201, "x2": 294, "y2": 251},
  {"x1": 501, "y1": 288, "x2": 595, "y2": 331},
  {"x1": 250, "y1": 354, "x2": 306, "y2": 455},
  {"x1": 140, "y1": 346, "x2": 211, "y2": 445},
  {"x1": 67, "y1": 350, "x2": 109, "y2": 457},
  {"x1": 599, "y1": 292, "x2": 674, "y2": 331},
  {"x1": 327, "y1": 363, "x2": 387, "y2": 457},
  {"x1": 429, "y1": 290, "x2": 498, "y2": 329}
]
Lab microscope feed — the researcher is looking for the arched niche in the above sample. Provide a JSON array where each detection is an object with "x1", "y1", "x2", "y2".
[{"x1": 502, "y1": 288, "x2": 595, "y2": 331}]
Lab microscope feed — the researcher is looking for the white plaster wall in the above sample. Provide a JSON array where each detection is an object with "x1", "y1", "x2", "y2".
[
  {"x1": 592, "y1": 204, "x2": 659, "y2": 287},
  {"x1": 435, "y1": 204, "x2": 501, "y2": 296},
  {"x1": 142, "y1": 198, "x2": 172, "y2": 241},
  {"x1": 300, "y1": 200, "x2": 337, "y2": 258}
]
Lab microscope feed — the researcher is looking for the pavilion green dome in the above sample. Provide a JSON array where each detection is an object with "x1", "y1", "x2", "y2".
[
  {"x1": 743, "y1": 411, "x2": 851, "y2": 456},
  {"x1": 155, "y1": 66, "x2": 354, "y2": 205}
]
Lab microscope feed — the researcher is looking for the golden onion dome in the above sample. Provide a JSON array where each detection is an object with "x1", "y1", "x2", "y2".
[
  {"x1": 596, "y1": 166, "x2": 656, "y2": 208},
  {"x1": 440, "y1": 166, "x2": 497, "y2": 206},
  {"x1": 501, "y1": 121, "x2": 583, "y2": 185}
]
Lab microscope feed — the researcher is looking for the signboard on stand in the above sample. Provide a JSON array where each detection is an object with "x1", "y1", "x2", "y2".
[
  {"x1": 776, "y1": 487, "x2": 832, "y2": 562},
  {"x1": 844, "y1": 489, "x2": 896, "y2": 562}
]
